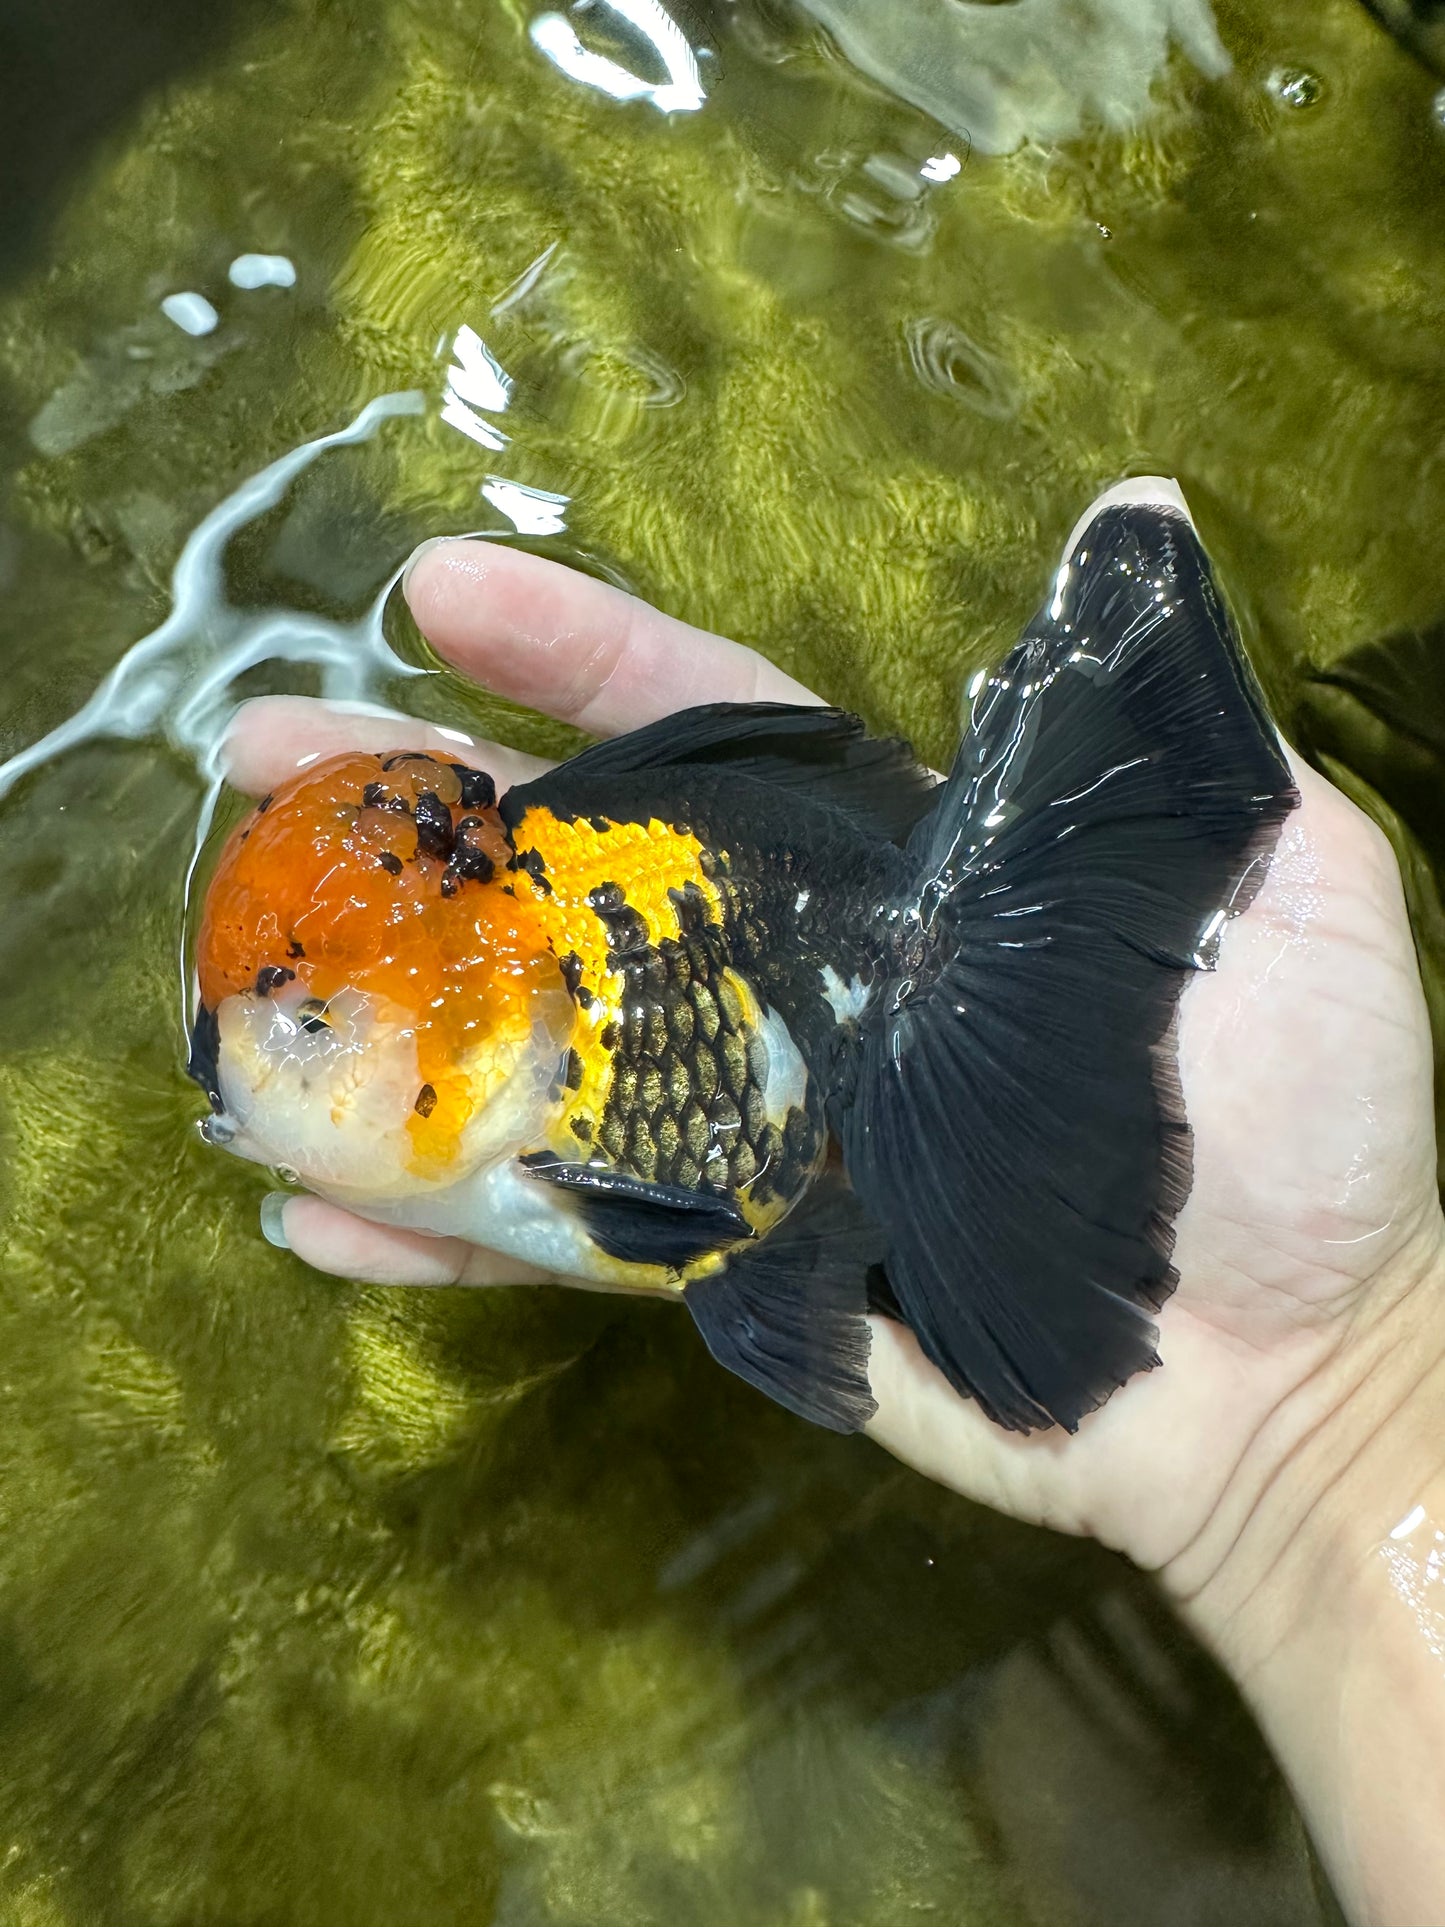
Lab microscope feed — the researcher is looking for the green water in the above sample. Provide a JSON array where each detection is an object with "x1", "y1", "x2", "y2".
[{"x1": 1, "y1": 0, "x2": 1442, "y2": 1919}]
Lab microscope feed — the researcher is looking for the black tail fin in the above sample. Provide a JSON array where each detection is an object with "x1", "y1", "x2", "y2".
[{"x1": 841, "y1": 483, "x2": 1298, "y2": 1433}]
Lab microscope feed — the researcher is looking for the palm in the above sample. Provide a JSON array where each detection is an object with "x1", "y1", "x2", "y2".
[{"x1": 227, "y1": 542, "x2": 1442, "y2": 1575}]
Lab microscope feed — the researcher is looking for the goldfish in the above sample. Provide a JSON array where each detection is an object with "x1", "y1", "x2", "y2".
[{"x1": 188, "y1": 481, "x2": 1297, "y2": 1434}]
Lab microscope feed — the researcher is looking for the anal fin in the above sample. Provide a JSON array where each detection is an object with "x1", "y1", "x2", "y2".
[{"x1": 683, "y1": 1181, "x2": 880, "y2": 1433}]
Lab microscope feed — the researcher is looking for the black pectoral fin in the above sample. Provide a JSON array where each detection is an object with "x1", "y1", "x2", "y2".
[
  {"x1": 501, "y1": 702, "x2": 939, "y2": 847},
  {"x1": 843, "y1": 487, "x2": 1299, "y2": 1435},
  {"x1": 186, "y1": 1003, "x2": 223, "y2": 1112},
  {"x1": 683, "y1": 1181, "x2": 881, "y2": 1433},
  {"x1": 520, "y1": 1152, "x2": 751, "y2": 1270}
]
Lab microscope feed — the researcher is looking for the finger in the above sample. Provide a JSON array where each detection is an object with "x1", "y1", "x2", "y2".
[
  {"x1": 266, "y1": 1194, "x2": 552, "y2": 1287},
  {"x1": 404, "y1": 541, "x2": 821, "y2": 738},
  {"x1": 221, "y1": 695, "x2": 550, "y2": 800}
]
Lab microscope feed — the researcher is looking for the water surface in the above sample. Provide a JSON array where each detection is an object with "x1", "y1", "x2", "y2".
[{"x1": 1, "y1": 1, "x2": 1442, "y2": 1920}]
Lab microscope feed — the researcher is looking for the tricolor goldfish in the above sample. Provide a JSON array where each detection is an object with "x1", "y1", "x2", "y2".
[{"x1": 188, "y1": 482, "x2": 1296, "y2": 1433}]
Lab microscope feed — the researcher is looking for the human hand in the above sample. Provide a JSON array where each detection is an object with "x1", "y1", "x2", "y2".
[
  {"x1": 223, "y1": 531, "x2": 1445, "y2": 1927},
  {"x1": 224, "y1": 536, "x2": 1445, "y2": 1602}
]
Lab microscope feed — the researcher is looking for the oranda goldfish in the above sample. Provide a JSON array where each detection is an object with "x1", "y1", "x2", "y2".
[{"x1": 188, "y1": 483, "x2": 1297, "y2": 1434}]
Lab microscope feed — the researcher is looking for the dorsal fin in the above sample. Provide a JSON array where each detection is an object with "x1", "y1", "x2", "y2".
[{"x1": 501, "y1": 702, "x2": 939, "y2": 848}]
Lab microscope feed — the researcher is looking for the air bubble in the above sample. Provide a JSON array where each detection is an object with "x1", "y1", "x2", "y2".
[{"x1": 1267, "y1": 67, "x2": 1323, "y2": 110}]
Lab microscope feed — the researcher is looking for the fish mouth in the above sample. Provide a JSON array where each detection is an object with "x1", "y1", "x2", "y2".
[{"x1": 186, "y1": 1003, "x2": 224, "y2": 1114}]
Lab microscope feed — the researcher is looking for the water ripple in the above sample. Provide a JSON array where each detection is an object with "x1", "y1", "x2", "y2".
[{"x1": 904, "y1": 316, "x2": 1019, "y2": 420}]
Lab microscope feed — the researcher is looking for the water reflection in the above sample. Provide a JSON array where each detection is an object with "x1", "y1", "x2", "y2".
[
  {"x1": 160, "y1": 291, "x2": 220, "y2": 337},
  {"x1": 440, "y1": 322, "x2": 513, "y2": 451},
  {"x1": 800, "y1": 146, "x2": 940, "y2": 251},
  {"x1": 228, "y1": 252, "x2": 297, "y2": 289},
  {"x1": 0, "y1": 392, "x2": 426, "y2": 804},
  {"x1": 1267, "y1": 65, "x2": 1326, "y2": 108},
  {"x1": 794, "y1": 0, "x2": 1230, "y2": 152},
  {"x1": 483, "y1": 475, "x2": 572, "y2": 535},
  {"x1": 481, "y1": 244, "x2": 690, "y2": 449},
  {"x1": 27, "y1": 307, "x2": 235, "y2": 459},
  {"x1": 904, "y1": 316, "x2": 1019, "y2": 420},
  {"x1": 531, "y1": 0, "x2": 707, "y2": 113}
]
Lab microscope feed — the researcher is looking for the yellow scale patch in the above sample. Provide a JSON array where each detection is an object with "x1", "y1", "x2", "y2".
[{"x1": 509, "y1": 806, "x2": 727, "y2": 1163}]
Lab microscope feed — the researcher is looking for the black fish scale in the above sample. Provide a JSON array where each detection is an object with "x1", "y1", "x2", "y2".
[
  {"x1": 692, "y1": 986, "x2": 721, "y2": 1044},
  {"x1": 693, "y1": 1042, "x2": 719, "y2": 1101},
  {"x1": 656, "y1": 1113, "x2": 682, "y2": 1164},
  {"x1": 682, "y1": 1101, "x2": 710, "y2": 1162},
  {"x1": 666, "y1": 995, "x2": 695, "y2": 1051},
  {"x1": 663, "y1": 1049, "x2": 691, "y2": 1113},
  {"x1": 585, "y1": 872, "x2": 823, "y2": 1202},
  {"x1": 719, "y1": 1031, "x2": 748, "y2": 1100}
]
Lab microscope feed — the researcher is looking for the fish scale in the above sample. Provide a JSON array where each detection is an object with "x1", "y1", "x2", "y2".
[{"x1": 510, "y1": 816, "x2": 825, "y2": 1216}]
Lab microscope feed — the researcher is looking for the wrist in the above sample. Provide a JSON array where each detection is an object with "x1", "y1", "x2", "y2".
[{"x1": 1163, "y1": 1217, "x2": 1445, "y2": 1925}]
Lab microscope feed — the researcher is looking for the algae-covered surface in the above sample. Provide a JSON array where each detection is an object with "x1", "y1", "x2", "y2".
[{"x1": 0, "y1": 0, "x2": 1442, "y2": 1919}]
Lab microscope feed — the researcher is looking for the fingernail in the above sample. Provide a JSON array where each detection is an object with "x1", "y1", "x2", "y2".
[
  {"x1": 216, "y1": 699, "x2": 257, "y2": 781},
  {"x1": 260, "y1": 1192, "x2": 291, "y2": 1249},
  {"x1": 400, "y1": 535, "x2": 453, "y2": 598}
]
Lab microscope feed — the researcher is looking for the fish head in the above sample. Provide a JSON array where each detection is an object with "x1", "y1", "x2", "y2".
[{"x1": 189, "y1": 749, "x2": 575, "y2": 1203}]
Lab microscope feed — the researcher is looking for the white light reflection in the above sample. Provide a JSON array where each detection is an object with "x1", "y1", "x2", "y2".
[
  {"x1": 1393, "y1": 1504, "x2": 1429, "y2": 1541},
  {"x1": 440, "y1": 323, "x2": 513, "y2": 451},
  {"x1": 449, "y1": 325, "x2": 512, "y2": 412},
  {"x1": 228, "y1": 253, "x2": 297, "y2": 290},
  {"x1": 440, "y1": 395, "x2": 506, "y2": 451},
  {"x1": 440, "y1": 320, "x2": 571, "y2": 537},
  {"x1": 1192, "y1": 907, "x2": 1227, "y2": 968},
  {"x1": 530, "y1": 0, "x2": 705, "y2": 114},
  {"x1": 482, "y1": 477, "x2": 570, "y2": 537},
  {"x1": 1380, "y1": 1507, "x2": 1445, "y2": 1666},
  {"x1": 491, "y1": 241, "x2": 560, "y2": 318},
  {"x1": 0, "y1": 391, "x2": 427, "y2": 806},
  {"x1": 161, "y1": 292, "x2": 219, "y2": 336},
  {"x1": 920, "y1": 153, "x2": 961, "y2": 182}
]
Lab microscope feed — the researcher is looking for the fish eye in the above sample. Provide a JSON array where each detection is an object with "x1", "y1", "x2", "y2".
[{"x1": 298, "y1": 998, "x2": 331, "y2": 1034}]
